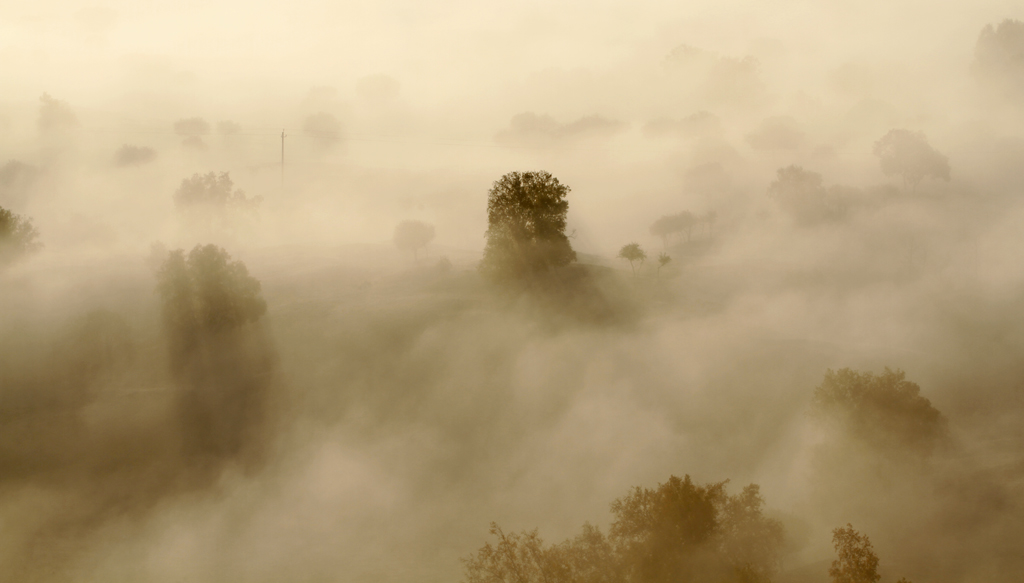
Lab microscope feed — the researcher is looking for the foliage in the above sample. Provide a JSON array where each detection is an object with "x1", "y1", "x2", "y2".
[
  {"x1": 0, "y1": 206, "x2": 42, "y2": 265},
  {"x1": 38, "y1": 93, "x2": 77, "y2": 132},
  {"x1": 829, "y1": 525, "x2": 880, "y2": 583},
  {"x1": 972, "y1": 19, "x2": 1024, "y2": 98},
  {"x1": 872, "y1": 130, "x2": 950, "y2": 191},
  {"x1": 480, "y1": 171, "x2": 576, "y2": 281},
  {"x1": 156, "y1": 244, "x2": 271, "y2": 464},
  {"x1": 767, "y1": 165, "x2": 846, "y2": 225},
  {"x1": 173, "y1": 172, "x2": 261, "y2": 237},
  {"x1": 617, "y1": 243, "x2": 646, "y2": 277},
  {"x1": 393, "y1": 220, "x2": 436, "y2": 260},
  {"x1": 464, "y1": 475, "x2": 783, "y2": 583},
  {"x1": 649, "y1": 211, "x2": 699, "y2": 246},
  {"x1": 811, "y1": 368, "x2": 947, "y2": 454}
]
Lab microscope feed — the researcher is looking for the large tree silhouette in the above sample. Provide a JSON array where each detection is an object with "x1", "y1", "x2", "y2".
[
  {"x1": 157, "y1": 244, "x2": 275, "y2": 469},
  {"x1": 480, "y1": 171, "x2": 576, "y2": 281}
]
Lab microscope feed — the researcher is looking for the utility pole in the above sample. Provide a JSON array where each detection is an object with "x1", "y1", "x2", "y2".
[{"x1": 280, "y1": 130, "x2": 286, "y2": 190}]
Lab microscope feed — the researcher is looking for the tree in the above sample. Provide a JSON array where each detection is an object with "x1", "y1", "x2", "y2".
[
  {"x1": 768, "y1": 165, "x2": 846, "y2": 225},
  {"x1": 174, "y1": 117, "x2": 210, "y2": 149},
  {"x1": 677, "y1": 211, "x2": 697, "y2": 242},
  {"x1": 303, "y1": 112, "x2": 343, "y2": 149},
  {"x1": 38, "y1": 93, "x2": 77, "y2": 132},
  {"x1": 393, "y1": 220, "x2": 435, "y2": 261},
  {"x1": 811, "y1": 368, "x2": 947, "y2": 455},
  {"x1": 829, "y1": 525, "x2": 880, "y2": 583},
  {"x1": 174, "y1": 172, "x2": 261, "y2": 237},
  {"x1": 464, "y1": 475, "x2": 783, "y2": 583},
  {"x1": 480, "y1": 171, "x2": 576, "y2": 281},
  {"x1": 0, "y1": 205, "x2": 41, "y2": 266},
  {"x1": 657, "y1": 253, "x2": 671, "y2": 279},
  {"x1": 872, "y1": 130, "x2": 950, "y2": 191},
  {"x1": 972, "y1": 19, "x2": 1024, "y2": 98},
  {"x1": 650, "y1": 215, "x2": 677, "y2": 249},
  {"x1": 156, "y1": 244, "x2": 273, "y2": 465},
  {"x1": 618, "y1": 243, "x2": 646, "y2": 278}
]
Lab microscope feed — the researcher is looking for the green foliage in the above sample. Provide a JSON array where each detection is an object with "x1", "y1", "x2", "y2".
[
  {"x1": 0, "y1": 205, "x2": 41, "y2": 265},
  {"x1": 480, "y1": 171, "x2": 576, "y2": 281},
  {"x1": 829, "y1": 524, "x2": 880, "y2": 583},
  {"x1": 649, "y1": 211, "x2": 697, "y2": 245},
  {"x1": 812, "y1": 368, "x2": 947, "y2": 454},
  {"x1": 872, "y1": 130, "x2": 950, "y2": 191},
  {"x1": 464, "y1": 476, "x2": 784, "y2": 583}
]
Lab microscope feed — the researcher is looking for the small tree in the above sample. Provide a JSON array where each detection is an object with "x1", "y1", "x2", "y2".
[
  {"x1": 480, "y1": 171, "x2": 576, "y2": 281},
  {"x1": 0, "y1": 206, "x2": 41, "y2": 266},
  {"x1": 650, "y1": 215, "x2": 677, "y2": 248},
  {"x1": 393, "y1": 220, "x2": 435, "y2": 261},
  {"x1": 872, "y1": 129, "x2": 950, "y2": 192},
  {"x1": 618, "y1": 243, "x2": 646, "y2": 278},
  {"x1": 829, "y1": 525, "x2": 880, "y2": 583},
  {"x1": 677, "y1": 211, "x2": 697, "y2": 242},
  {"x1": 657, "y1": 252, "x2": 671, "y2": 279}
]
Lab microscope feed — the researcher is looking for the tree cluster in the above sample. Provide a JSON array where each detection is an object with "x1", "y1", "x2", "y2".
[
  {"x1": 174, "y1": 172, "x2": 262, "y2": 239},
  {"x1": 464, "y1": 475, "x2": 783, "y2": 583},
  {"x1": 811, "y1": 367, "x2": 947, "y2": 455},
  {"x1": 649, "y1": 210, "x2": 716, "y2": 248}
]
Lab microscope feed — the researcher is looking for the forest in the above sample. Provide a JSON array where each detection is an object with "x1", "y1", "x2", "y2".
[{"x1": 2, "y1": 3, "x2": 1024, "y2": 583}]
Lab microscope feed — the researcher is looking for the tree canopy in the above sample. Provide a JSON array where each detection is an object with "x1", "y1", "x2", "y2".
[
  {"x1": 618, "y1": 243, "x2": 646, "y2": 277},
  {"x1": 812, "y1": 367, "x2": 947, "y2": 454},
  {"x1": 0, "y1": 205, "x2": 41, "y2": 266},
  {"x1": 972, "y1": 19, "x2": 1024, "y2": 98},
  {"x1": 872, "y1": 130, "x2": 950, "y2": 191},
  {"x1": 480, "y1": 171, "x2": 576, "y2": 280},
  {"x1": 829, "y1": 525, "x2": 880, "y2": 583},
  {"x1": 767, "y1": 165, "x2": 847, "y2": 225},
  {"x1": 464, "y1": 475, "x2": 783, "y2": 583}
]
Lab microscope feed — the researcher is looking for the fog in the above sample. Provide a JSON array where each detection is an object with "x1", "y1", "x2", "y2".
[{"x1": 3, "y1": 2, "x2": 1024, "y2": 582}]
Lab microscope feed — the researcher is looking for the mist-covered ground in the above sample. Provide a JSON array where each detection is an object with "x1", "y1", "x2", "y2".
[{"x1": 3, "y1": 2, "x2": 1024, "y2": 582}]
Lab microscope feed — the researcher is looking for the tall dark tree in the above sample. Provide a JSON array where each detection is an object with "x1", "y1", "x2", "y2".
[
  {"x1": 157, "y1": 244, "x2": 274, "y2": 468},
  {"x1": 480, "y1": 171, "x2": 576, "y2": 280}
]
